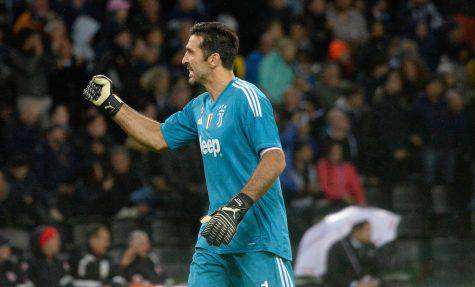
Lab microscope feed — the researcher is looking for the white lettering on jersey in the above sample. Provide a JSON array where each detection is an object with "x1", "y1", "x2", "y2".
[
  {"x1": 199, "y1": 136, "x2": 221, "y2": 157},
  {"x1": 217, "y1": 105, "x2": 227, "y2": 128}
]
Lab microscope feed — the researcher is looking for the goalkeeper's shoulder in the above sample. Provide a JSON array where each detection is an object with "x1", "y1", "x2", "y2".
[{"x1": 180, "y1": 92, "x2": 207, "y2": 112}]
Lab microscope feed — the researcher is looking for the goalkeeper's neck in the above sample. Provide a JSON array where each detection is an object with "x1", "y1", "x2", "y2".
[{"x1": 203, "y1": 68, "x2": 235, "y2": 102}]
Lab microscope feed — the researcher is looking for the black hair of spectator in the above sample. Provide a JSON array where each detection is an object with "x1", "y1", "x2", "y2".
[
  {"x1": 86, "y1": 224, "x2": 109, "y2": 244},
  {"x1": 84, "y1": 113, "x2": 104, "y2": 127},
  {"x1": 326, "y1": 142, "x2": 343, "y2": 157},
  {"x1": 190, "y1": 22, "x2": 239, "y2": 70},
  {"x1": 8, "y1": 153, "x2": 29, "y2": 168},
  {"x1": 43, "y1": 124, "x2": 70, "y2": 141},
  {"x1": 14, "y1": 28, "x2": 36, "y2": 49},
  {"x1": 343, "y1": 85, "x2": 364, "y2": 98},
  {"x1": 426, "y1": 74, "x2": 445, "y2": 86},
  {"x1": 351, "y1": 220, "x2": 369, "y2": 233}
]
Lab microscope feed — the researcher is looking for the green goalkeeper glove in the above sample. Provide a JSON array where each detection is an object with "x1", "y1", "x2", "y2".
[
  {"x1": 83, "y1": 75, "x2": 124, "y2": 116},
  {"x1": 201, "y1": 193, "x2": 254, "y2": 247}
]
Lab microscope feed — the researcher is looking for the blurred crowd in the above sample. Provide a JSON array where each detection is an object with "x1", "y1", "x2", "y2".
[
  {"x1": 0, "y1": 225, "x2": 169, "y2": 286},
  {"x1": 0, "y1": 0, "x2": 474, "y2": 285}
]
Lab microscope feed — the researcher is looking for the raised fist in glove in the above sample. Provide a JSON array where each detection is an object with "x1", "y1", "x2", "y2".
[
  {"x1": 201, "y1": 193, "x2": 254, "y2": 247},
  {"x1": 83, "y1": 75, "x2": 123, "y2": 116}
]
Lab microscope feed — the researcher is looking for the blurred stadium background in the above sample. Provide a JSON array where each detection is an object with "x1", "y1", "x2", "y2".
[{"x1": 0, "y1": 0, "x2": 474, "y2": 286}]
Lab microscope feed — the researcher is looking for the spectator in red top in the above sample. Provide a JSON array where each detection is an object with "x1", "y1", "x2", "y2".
[{"x1": 317, "y1": 143, "x2": 366, "y2": 207}]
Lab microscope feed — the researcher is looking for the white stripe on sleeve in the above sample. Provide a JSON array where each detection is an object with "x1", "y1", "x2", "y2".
[
  {"x1": 232, "y1": 83, "x2": 256, "y2": 117},
  {"x1": 275, "y1": 257, "x2": 286, "y2": 287},
  {"x1": 238, "y1": 80, "x2": 262, "y2": 117},
  {"x1": 279, "y1": 258, "x2": 294, "y2": 287}
]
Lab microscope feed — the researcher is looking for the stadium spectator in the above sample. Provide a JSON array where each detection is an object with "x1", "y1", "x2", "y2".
[
  {"x1": 303, "y1": 0, "x2": 332, "y2": 61},
  {"x1": 289, "y1": 19, "x2": 314, "y2": 58},
  {"x1": 108, "y1": 146, "x2": 144, "y2": 215},
  {"x1": 281, "y1": 142, "x2": 319, "y2": 202},
  {"x1": 12, "y1": 0, "x2": 58, "y2": 34},
  {"x1": 245, "y1": 33, "x2": 274, "y2": 84},
  {"x1": 0, "y1": 235, "x2": 29, "y2": 286},
  {"x1": 54, "y1": 179, "x2": 84, "y2": 220},
  {"x1": 325, "y1": 221, "x2": 381, "y2": 287},
  {"x1": 258, "y1": 37, "x2": 296, "y2": 104},
  {"x1": 5, "y1": 154, "x2": 53, "y2": 225},
  {"x1": 76, "y1": 161, "x2": 115, "y2": 218},
  {"x1": 10, "y1": 28, "x2": 54, "y2": 111},
  {"x1": 56, "y1": 0, "x2": 98, "y2": 29},
  {"x1": 27, "y1": 226, "x2": 74, "y2": 287},
  {"x1": 49, "y1": 104, "x2": 71, "y2": 128},
  {"x1": 278, "y1": 86, "x2": 304, "y2": 129},
  {"x1": 399, "y1": 0, "x2": 444, "y2": 35},
  {"x1": 261, "y1": 0, "x2": 293, "y2": 32},
  {"x1": 32, "y1": 124, "x2": 77, "y2": 192},
  {"x1": 412, "y1": 21, "x2": 440, "y2": 71},
  {"x1": 358, "y1": 21, "x2": 389, "y2": 74},
  {"x1": 140, "y1": 67, "x2": 173, "y2": 121},
  {"x1": 319, "y1": 108, "x2": 358, "y2": 162},
  {"x1": 130, "y1": 0, "x2": 165, "y2": 35},
  {"x1": 120, "y1": 231, "x2": 166, "y2": 285},
  {"x1": 400, "y1": 57, "x2": 428, "y2": 102},
  {"x1": 314, "y1": 63, "x2": 350, "y2": 109},
  {"x1": 1, "y1": 97, "x2": 42, "y2": 163},
  {"x1": 326, "y1": 0, "x2": 368, "y2": 46},
  {"x1": 71, "y1": 15, "x2": 101, "y2": 63},
  {"x1": 168, "y1": 0, "x2": 205, "y2": 30},
  {"x1": 370, "y1": 0, "x2": 392, "y2": 29},
  {"x1": 335, "y1": 86, "x2": 370, "y2": 142},
  {"x1": 411, "y1": 76, "x2": 452, "y2": 186},
  {"x1": 0, "y1": 170, "x2": 15, "y2": 226},
  {"x1": 317, "y1": 143, "x2": 366, "y2": 208},
  {"x1": 77, "y1": 224, "x2": 126, "y2": 287},
  {"x1": 145, "y1": 27, "x2": 166, "y2": 65},
  {"x1": 372, "y1": 71, "x2": 412, "y2": 207},
  {"x1": 446, "y1": 90, "x2": 470, "y2": 153},
  {"x1": 76, "y1": 113, "x2": 115, "y2": 169}
]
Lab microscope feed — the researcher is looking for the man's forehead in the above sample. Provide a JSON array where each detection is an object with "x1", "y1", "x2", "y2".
[{"x1": 187, "y1": 34, "x2": 203, "y2": 49}]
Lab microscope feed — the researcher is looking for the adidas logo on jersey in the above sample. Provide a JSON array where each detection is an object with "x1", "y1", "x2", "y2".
[{"x1": 199, "y1": 136, "x2": 221, "y2": 157}]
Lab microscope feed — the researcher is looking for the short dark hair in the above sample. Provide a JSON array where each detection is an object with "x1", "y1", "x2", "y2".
[
  {"x1": 87, "y1": 224, "x2": 108, "y2": 241},
  {"x1": 190, "y1": 22, "x2": 239, "y2": 70},
  {"x1": 351, "y1": 220, "x2": 369, "y2": 234}
]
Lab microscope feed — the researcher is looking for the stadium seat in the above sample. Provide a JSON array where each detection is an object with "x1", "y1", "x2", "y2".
[
  {"x1": 397, "y1": 212, "x2": 430, "y2": 238},
  {"x1": 111, "y1": 219, "x2": 139, "y2": 246},
  {"x1": 0, "y1": 227, "x2": 30, "y2": 251},
  {"x1": 392, "y1": 184, "x2": 424, "y2": 212}
]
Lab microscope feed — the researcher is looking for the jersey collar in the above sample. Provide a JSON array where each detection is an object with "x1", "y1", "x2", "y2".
[{"x1": 208, "y1": 77, "x2": 238, "y2": 107}]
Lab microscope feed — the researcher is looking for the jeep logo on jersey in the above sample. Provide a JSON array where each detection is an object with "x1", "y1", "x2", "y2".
[{"x1": 199, "y1": 136, "x2": 221, "y2": 157}]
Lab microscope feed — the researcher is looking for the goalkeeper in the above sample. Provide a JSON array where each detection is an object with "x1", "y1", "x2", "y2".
[{"x1": 83, "y1": 22, "x2": 294, "y2": 286}]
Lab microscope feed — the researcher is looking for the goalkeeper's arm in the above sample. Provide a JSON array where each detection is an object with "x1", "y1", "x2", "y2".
[
  {"x1": 83, "y1": 75, "x2": 168, "y2": 152},
  {"x1": 113, "y1": 105, "x2": 168, "y2": 152}
]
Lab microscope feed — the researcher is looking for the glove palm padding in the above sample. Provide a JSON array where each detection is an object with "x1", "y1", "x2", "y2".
[
  {"x1": 83, "y1": 75, "x2": 123, "y2": 116},
  {"x1": 201, "y1": 193, "x2": 254, "y2": 247},
  {"x1": 83, "y1": 75, "x2": 112, "y2": 106}
]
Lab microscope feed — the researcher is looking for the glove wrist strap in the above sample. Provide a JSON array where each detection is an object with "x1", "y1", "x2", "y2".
[
  {"x1": 228, "y1": 193, "x2": 254, "y2": 211},
  {"x1": 100, "y1": 94, "x2": 124, "y2": 117}
]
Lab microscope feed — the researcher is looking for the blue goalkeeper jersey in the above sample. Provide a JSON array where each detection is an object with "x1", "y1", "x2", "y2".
[{"x1": 161, "y1": 77, "x2": 291, "y2": 260}]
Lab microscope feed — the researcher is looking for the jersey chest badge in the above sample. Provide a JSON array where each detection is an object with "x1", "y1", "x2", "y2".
[
  {"x1": 217, "y1": 105, "x2": 227, "y2": 128},
  {"x1": 206, "y1": 114, "x2": 213, "y2": 129}
]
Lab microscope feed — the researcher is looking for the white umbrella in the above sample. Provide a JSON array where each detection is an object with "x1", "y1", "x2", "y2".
[{"x1": 294, "y1": 206, "x2": 401, "y2": 278}]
